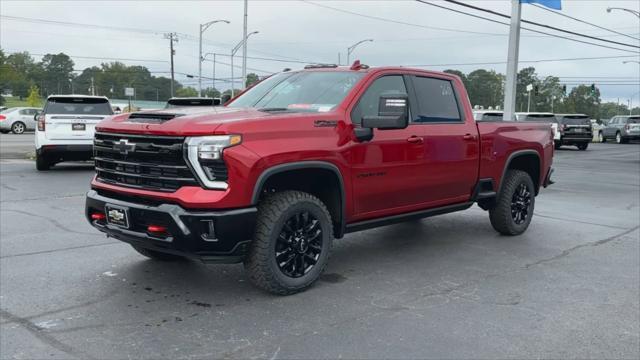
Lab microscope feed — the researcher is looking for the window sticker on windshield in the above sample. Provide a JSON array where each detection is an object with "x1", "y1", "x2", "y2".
[{"x1": 317, "y1": 106, "x2": 333, "y2": 112}]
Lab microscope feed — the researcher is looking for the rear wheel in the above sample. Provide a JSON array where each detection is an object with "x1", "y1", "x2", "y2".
[
  {"x1": 598, "y1": 132, "x2": 605, "y2": 143},
  {"x1": 35, "y1": 152, "x2": 50, "y2": 171},
  {"x1": 11, "y1": 122, "x2": 25, "y2": 134},
  {"x1": 132, "y1": 246, "x2": 185, "y2": 261},
  {"x1": 244, "y1": 190, "x2": 333, "y2": 295},
  {"x1": 616, "y1": 132, "x2": 626, "y2": 144},
  {"x1": 489, "y1": 170, "x2": 535, "y2": 236},
  {"x1": 577, "y1": 143, "x2": 589, "y2": 151}
]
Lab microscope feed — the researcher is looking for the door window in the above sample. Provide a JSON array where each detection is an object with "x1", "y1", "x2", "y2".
[
  {"x1": 412, "y1": 77, "x2": 461, "y2": 123},
  {"x1": 351, "y1": 75, "x2": 407, "y2": 126}
]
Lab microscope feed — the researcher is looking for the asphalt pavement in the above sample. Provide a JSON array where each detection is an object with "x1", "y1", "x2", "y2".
[
  {"x1": 1, "y1": 143, "x2": 639, "y2": 359},
  {"x1": 0, "y1": 133, "x2": 35, "y2": 159}
]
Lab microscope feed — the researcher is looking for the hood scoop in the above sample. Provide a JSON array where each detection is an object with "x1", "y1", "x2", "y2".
[{"x1": 126, "y1": 112, "x2": 183, "y2": 124}]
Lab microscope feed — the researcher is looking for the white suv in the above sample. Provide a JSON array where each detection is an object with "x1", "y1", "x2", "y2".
[{"x1": 35, "y1": 95, "x2": 113, "y2": 171}]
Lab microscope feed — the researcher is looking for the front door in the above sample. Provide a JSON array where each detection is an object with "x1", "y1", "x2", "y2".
[{"x1": 349, "y1": 74, "x2": 431, "y2": 218}]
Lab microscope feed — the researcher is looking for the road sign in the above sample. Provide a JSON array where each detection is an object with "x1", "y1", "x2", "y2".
[
  {"x1": 526, "y1": 84, "x2": 533, "y2": 92},
  {"x1": 125, "y1": 87, "x2": 135, "y2": 97}
]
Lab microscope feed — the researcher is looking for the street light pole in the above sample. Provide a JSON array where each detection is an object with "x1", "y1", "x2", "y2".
[
  {"x1": 242, "y1": 0, "x2": 249, "y2": 92},
  {"x1": 346, "y1": 39, "x2": 373, "y2": 64},
  {"x1": 607, "y1": 7, "x2": 640, "y2": 18},
  {"x1": 231, "y1": 31, "x2": 259, "y2": 97},
  {"x1": 199, "y1": 19, "x2": 230, "y2": 97}
]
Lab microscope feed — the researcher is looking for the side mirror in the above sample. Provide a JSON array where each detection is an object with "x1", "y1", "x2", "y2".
[
  {"x1": 34, "y1": 110, "x2": 43, "y2": 121},
  {"x1": 362, "y1": 93, "x2": 409, "y2": 130},
  {"x1": 212, "y1": 98, "x2": 222, "y2": 106},
  {"x1": 221, "y1": 94, "x2": 232, "y2": 105}
]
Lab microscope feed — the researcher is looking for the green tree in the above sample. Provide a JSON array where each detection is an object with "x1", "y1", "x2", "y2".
[
  {"x1": 537, "y1": 76, "x2": 564, "y2": 113},
  {"x1": 564, "y1": 85, "x2": 601, "y2": 119},
  {"x1": 176, "y1": 87, "x2": 198, "y2": 97},
  {"x1": 245, "y1": 73, "x2": 260, "y2": 87},
  {"x1": 516, "y1": 67, "x2": 540, "y2": 112},
  {"x1": 466, "y1": 69, "x2": 504, "y2": 108},
  {"x1": 203, "y1": 87, "x2": 221, "y2": 98},
  {"x1": 26, "y1": 85, "x2": 42, "y2": 107},
  {"x1": 40, "y1": 53, "x2": 74, "y2": 96}
]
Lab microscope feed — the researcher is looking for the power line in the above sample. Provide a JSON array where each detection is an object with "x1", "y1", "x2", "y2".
[
  {"x1": 438, "y1": 0, "x2": 639, "y2": 49},
  {"x1": 7, "y1": 51, "x2": 168, "y2": 63},
  {"x1": 531, "y1": 3, "x2": 640, "y2": 42},
  {"x1": 405, "y1": 55, "x2": 640, "y2": 67},
  {"x1": 300, "y1": 0, "x2": 506, "y2": 36},
  {"x1": 415, "y1": 1, "x2": 640, "y2": 54}
]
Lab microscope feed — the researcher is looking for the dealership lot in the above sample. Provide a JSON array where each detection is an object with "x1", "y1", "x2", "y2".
[{"x1": 0, "y1": 142, "x2": 638, "y2": 359}]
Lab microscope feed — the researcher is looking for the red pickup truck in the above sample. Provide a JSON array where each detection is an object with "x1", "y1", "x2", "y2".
[{"x1": 85, "y1": 63, "x2": 554, "y2": 295}]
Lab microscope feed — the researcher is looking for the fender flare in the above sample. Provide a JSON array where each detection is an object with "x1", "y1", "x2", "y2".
[
  {"x1": 251, "y1": 161, "x2": 346, "y2": 237},
  {"x1": 498, "y1": 150, "x2": 541, "y2": 195}
]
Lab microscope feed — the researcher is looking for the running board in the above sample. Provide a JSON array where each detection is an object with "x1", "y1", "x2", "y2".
[{"x1": 344, "y1": 202, "x2": 473, "y2": 234}]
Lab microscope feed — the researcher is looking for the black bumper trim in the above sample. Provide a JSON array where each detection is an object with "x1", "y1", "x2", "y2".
[{"x1": 86, "y1": 190, "x2": 257, "y2": 263}]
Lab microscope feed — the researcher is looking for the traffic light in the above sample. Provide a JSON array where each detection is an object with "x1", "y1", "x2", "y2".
[
  {"x1": 562, "y1": 85, "x2": 567, "y2": 94},
  {"x1": 590, "y1": 84, "x2": 596, "y2": 95},
  {"x1": 534, "y1": 85, "x2": 539, "y2": 96}
]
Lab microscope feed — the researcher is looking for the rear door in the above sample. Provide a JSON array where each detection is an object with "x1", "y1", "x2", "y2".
[
  {"x1": 408, "y1": 74, "x2": 480, "y2": 204},
  {"x1": 44, "y1": 97, "x2": 113, "y2": 140}
]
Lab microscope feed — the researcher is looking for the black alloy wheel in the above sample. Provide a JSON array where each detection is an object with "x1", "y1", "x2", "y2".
[
  {"x1": 276, "y1": 211, "x2": 323, "y2": 278},
  {"x1": 510, "y1": 183, "x2": 532, "y2": 225}
]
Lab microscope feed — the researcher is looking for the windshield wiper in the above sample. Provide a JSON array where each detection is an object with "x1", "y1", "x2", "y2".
[{"x1": 257, "y1": 107, "x2": 292, "y2": 112}]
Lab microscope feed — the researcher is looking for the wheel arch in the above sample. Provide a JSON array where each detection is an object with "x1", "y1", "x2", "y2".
[
  {"x1": 251, "y1": 161, "x2": 346, "y2": 238},
  {"x1": 499, "y1": 150, "x2": 541, "y2": 196}
]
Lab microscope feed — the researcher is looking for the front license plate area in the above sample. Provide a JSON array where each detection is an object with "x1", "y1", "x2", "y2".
[
  {"x1": 105, "y1": 205, "x2": 129, "y2": 229},
  {"x1": 72, "y1": 123, "x2": 86, "y2": 131}
]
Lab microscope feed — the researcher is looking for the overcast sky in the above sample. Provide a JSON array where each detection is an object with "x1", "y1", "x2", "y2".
[{"x1": 1, "y1": 0, "x2": 639, "y2": 104}]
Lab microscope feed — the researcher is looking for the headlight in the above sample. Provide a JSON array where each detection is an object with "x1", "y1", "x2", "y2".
[{"x1": 184, "y1": 135, "x2": 242, "y2": 190}]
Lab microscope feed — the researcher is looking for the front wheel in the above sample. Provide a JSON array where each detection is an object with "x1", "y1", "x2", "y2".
[
  {"x1": 598, "y1": 132, "x2": 605, "y2": 143},
  {"x1": 577, "y1": 142, "x2": 589, "y2": 151},
  {"x1": 244, "y1": 191, "x2": 334, "y2": 295},
  {"x1": 11, "y1": 122, "x2": 26, "y2": 134},
  {"x1": 616, "y1": 132, "x2": 625, "y2": 144},
  {"x1": 489, "y1": 170, "x2": 535, "y2": 236}
]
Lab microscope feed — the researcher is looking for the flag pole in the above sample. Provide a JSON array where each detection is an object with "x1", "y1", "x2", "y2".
[{"x1": 503, "y1": 0, "x2": 522, "y2": 121}]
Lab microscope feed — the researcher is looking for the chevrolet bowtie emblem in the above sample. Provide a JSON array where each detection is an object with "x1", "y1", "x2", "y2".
[{"x1": 113, "y1": 139, "x2": 136, "y2": 155}]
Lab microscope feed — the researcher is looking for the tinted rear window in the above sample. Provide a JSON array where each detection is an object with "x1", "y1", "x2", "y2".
[
  {"x1": 45, "y1": 98, "x2": 113, "y2": 115},
  {"x1": 629, "y1": 118, "x2": 640, "y2": 124},
  {"x1": 557, "y1": 115, "x2": 590, "y2": 125}
]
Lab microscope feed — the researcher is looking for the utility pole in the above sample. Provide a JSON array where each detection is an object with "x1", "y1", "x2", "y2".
[
  {"x1": 242, "y1": 0, "x2": 249, "y2": 91},
  {"x1": 165, "y1": 33, "x2": 178, "y2": 97},
  {"x1": 503, "y1": 0, "x2": 521, "y2": 121},
  {"x1": 90, "y1": 77, "x2": 95, "y2": 96},
  {"x1": 231, "y1": 31, "x2": 258, "y2": 97},
  {"x1": 551, "y1": 95, "x2": 555, "y2": 113},
  {"x1": 347, "y1": 39, "x2": 373, "y2": 64},
  {"x1": 212, "y1": 53, "x2": 216, "y2": 91}
]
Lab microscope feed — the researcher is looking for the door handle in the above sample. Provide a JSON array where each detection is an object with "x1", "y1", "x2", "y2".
[
  {"x1": 407, "y1": 136, "x2": 423, "y2": 144},
  {"x1": 463, "y1": 133, "x2": 477, "y2": 141}
]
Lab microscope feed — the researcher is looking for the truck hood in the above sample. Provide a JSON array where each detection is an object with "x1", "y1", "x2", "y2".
[{"x1": 96, "y1": 107, "x2": 278, "y2": 136}]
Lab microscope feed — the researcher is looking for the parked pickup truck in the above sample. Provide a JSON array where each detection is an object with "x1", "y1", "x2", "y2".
[{"x1": 85, "y1": 63, "x2": 554, "y2": 295}]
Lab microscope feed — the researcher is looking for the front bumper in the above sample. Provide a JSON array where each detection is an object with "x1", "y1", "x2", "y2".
[{"x1": 85, "y1": 190, "x2": 257, "y2": 263}]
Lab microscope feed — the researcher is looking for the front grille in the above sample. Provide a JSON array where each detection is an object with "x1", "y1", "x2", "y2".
[{"x1": 94, "y1": 132, "x2": 199, "y2": 192}]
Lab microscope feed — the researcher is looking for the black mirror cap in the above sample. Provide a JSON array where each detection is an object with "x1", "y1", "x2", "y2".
[
  {"x1": 33, "y1": 111, "x2": 43, "y2": 121},
  {"x1": 361, "y1": 93, "x2": 409, "y2": 130}
]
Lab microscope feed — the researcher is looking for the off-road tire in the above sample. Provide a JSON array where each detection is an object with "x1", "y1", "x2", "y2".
[
  {"x1": 11, "y1": 122, "x2": 26, "y2": 134},
  {"x1": 489, "y1": 170, "x2": 535, "y2": 236},
  {"x1": 577, "y1": 142, "x2": 589, "y2": 151},
  {"x1": 35, "y1": 152, "x2": 50, "y2": 171},
  {"x1": 132, "y1": 245, "x2": 185, "y2": 261},
  {"x1": 244, "y1": 190, "x2": 334, "y2": 295}
]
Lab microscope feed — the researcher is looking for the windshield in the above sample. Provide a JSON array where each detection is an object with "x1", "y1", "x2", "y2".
[
  {"x1": 228, "y1": 71, "x2": 365, "y2": 112},
  {"x1": 45, "y1": 98, "x2": 113, "y2": 115}
]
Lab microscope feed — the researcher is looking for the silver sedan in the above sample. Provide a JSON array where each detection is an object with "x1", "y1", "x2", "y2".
[{"x1": 0, "y1": 107, "x2": 41, "y2": 134}]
